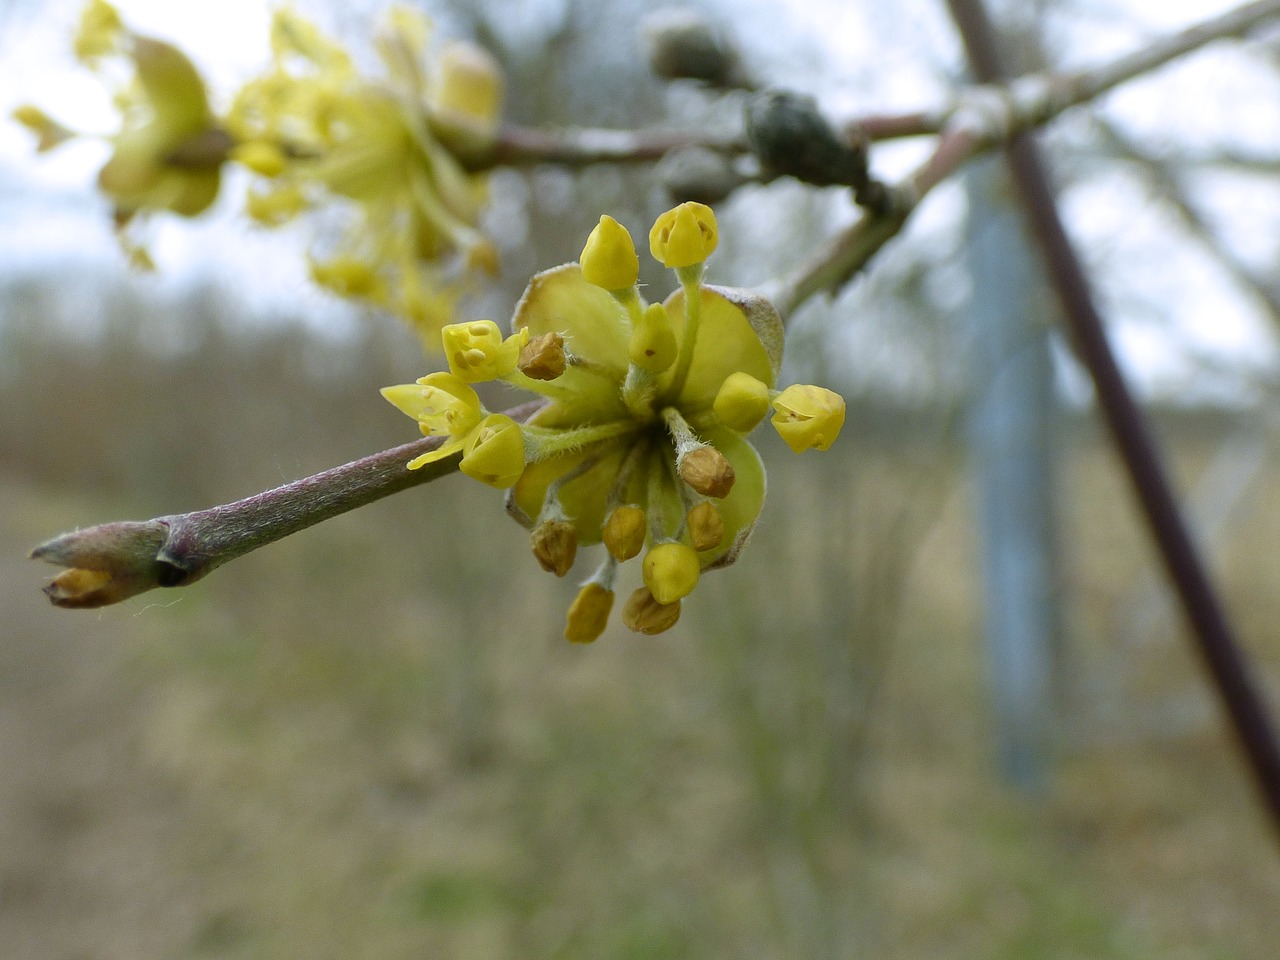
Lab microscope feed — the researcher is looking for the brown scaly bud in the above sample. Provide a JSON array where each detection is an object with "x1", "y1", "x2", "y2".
[
  {"x1": 518, "y1": 332, "x2": 567, "y2": 381},
  {"x1": 677, "y1": 445, "x2": 735, "y2": 498},
  {"x1": 531, "y1": 519, "x2": 578, "y2": 576},
  {"x1": 621, "y1": 586, "x2": 681, "y2": 635},
  {"x1": 687, "y1": 501, "x2": 725, "y2": 552},
  {"x1": 31, "y1": 519, "x2": 182, "y2": 609}
]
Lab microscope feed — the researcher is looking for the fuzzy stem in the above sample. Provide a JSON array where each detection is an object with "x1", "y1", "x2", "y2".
[{"x1": 32, "y1": 400, "x2": 543, "y2": 608}]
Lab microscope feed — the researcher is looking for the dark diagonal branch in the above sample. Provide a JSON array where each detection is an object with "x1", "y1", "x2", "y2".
[{"x1": 945, "y1": 0, "x2": 1280, "y2": 842}]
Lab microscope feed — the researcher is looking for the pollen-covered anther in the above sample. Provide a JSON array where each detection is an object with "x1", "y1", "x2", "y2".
[
  {"x1": 531, "y1": 519, "x2": 578, "y2": 577},
  {"x1": 441, "y1": 319, "x2": 528, "y2": 382},
  {"x1": 642, "y1": 542, "x2": 700, "y2": 604},
  {"x1": 565, "y1": 582, "x2": 614, "y2": 643},
  {"x1": 687, "y1": 501, "x2": 724, "y2": 551},
  {"x1": 602, "y1": 505, "x2": 647, "y2": 561},
  {"x1": 677, "y1": 445, "x2": 735, "y2": 498},
  {"x1": 518, "y1": 332, "x2": 567, "y2": 381},
  {"x1": 622, "y1": 586, "x2": 682, "y2": 635}
]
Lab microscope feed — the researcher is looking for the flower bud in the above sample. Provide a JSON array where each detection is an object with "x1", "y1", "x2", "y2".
[
  {"x1": 531, "y1": 519, "x2": 577, "y2": 577},
  {"x1": 433, "y1": 41, "x2": 504, "y2": 134},
  {"x1": 770, "y1": 384, "x2": 846, "y2": 453},
  {"x1": 442, "y1": 320, "x2": 528, "y2": 382},
  {"x1": 628, "y1": 302, "x2": 678, "y2": 373},
  {"x1": 581, "y1": 215, "x2": 639, "y2": 290},
  {"x1": 713, "y1": 371, "x2": 771, "y2": 432},
  {"x1": 565, "y1": 583, "x2": 614, "y2": 643},
  {"x1": 602, "y1": 505, "x2": 647, "y2": 561},
  {"x1": 459, "y1": 414, "x2": 526, "y2": 488},
  {"x1": 621, "y1": 587, "x2": 682, "y2": 635},
  {"x1": 232, "y1": 140, "x2": 287, "y2": 177},
  {"x1": 687, "y1": 502, "x2": 724, "y2": 552},
  {"x1": 642, "y1": 542, "x2": 700, "y2": 604},
  {"x1": 649, "y1": 201, "x2": 717, "y2": 268},
  {"x1": 677, "y1": 445, "x2": 735, "y2": 498},
  {"x1": 518, "y1": 332, "x2": 566, "y2": 381}
]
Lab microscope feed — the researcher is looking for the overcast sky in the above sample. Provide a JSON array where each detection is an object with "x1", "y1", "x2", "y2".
[{"x1": 2, "y1": 0, "x2": 1278, "y2": 396}]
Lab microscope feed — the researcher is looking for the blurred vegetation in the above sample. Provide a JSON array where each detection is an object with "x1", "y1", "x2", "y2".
[{"x1": 3, "y1": 270, "x2": 1279, "y2": 960}]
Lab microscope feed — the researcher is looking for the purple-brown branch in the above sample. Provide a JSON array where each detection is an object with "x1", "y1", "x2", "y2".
[{"x1": 31, "y1": 401, "x2": 542, "y2": 608}]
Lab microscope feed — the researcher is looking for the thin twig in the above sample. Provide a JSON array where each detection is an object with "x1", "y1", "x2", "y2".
[
  {"x1": 1093, "y1": 116, "x2": 1280, "y2": 329},
  {"x1": 31, "y1": 401, "x2": 542, "y2": 608},
  {"x1": 769, "y1": 0, "x2": 1280, "y2": 319},
  {"x1": 463, "y1": 123, "x2": 746, "y2": 170}
]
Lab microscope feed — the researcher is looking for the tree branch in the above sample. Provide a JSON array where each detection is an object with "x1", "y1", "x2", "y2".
[
  {"x1": 463, "y1": 123, "x2": 746, "y2": 170},
  {"x1": 31, "y1": 401, "x2": 542, "y2": 608},
  {"x1": 767, "y1": 0, "x2": 1280, "y2": 318}
]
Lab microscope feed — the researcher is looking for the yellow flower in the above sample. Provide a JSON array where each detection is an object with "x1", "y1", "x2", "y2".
[
  {"x1": 649, "y1": 201, "x2": 718, "y2": 268},
  {"x1": 18, "y1": 2, "x2": 232, "y2": 264},
  {"x1": 380, "y1": 372, "x2": 484, "y2": 469},
  {"x1": 73, "y1": 0, "x2": 124, "y2": 64},
  {"x1": 770, "y1": 384, "x2": 846, "y2": 452},
  {"x1": 383, "y1": 204, "x2": 845, "y2": 639},
  {"x1": 429, "y1": 41, "x2": 504, "y2": 152},
  {"x1": 442, "y1": 320, "x2": 528, "y2": 382},
  {"x1": 226, "y1": 6, "x2": 504, "y2": 347},
  {"x1": 88, "y1": 18, "x2": 229, "y2": 221}
]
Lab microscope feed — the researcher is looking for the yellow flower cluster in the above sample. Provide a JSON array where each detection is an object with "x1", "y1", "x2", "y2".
[
  {"x1": 13, "y1": 1, "x2": 502, "y2": 344},
  {"x1": 383, "y1": 203, "x2": 847, "y2": 641},
  {"x1": 228, "y1": 6, "x2": 503, "y2": 346}
]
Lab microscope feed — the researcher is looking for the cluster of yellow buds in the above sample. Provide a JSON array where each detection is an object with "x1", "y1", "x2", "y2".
[
  {"x1": 13, "y1": 1, "x2": 502, "y2": 344},
  {"x1": 382, "y1": 202, "x2": 846, "y2": 641}
]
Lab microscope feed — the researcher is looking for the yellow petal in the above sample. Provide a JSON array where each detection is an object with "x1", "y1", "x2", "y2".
[{"x1": 661, "y1": 286, "x2": 779, "y2": 413}]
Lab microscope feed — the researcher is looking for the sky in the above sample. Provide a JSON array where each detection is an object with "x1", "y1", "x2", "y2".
[{"x1": 1, "y1": 0, "x2": 1279, "y2": 398}]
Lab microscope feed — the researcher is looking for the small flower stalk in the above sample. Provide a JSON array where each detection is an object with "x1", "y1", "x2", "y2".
[{"x1": 382, "y1": 202, "x2": 845, "y2": 640}]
